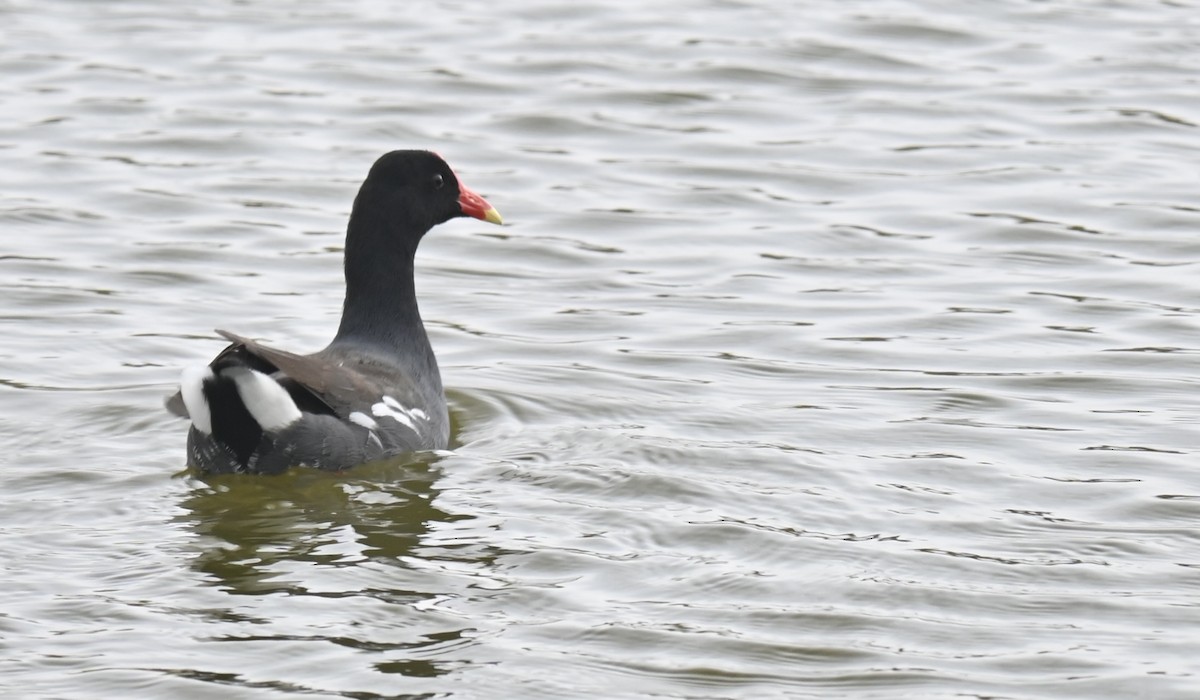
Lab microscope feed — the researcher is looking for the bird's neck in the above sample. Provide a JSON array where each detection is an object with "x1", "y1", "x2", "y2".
[{"x1": 331, "y1": 210, "x2": 439, "y2": 382}]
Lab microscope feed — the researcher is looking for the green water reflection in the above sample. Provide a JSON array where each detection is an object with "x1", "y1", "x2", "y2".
[{"x1": 175, "y1": 455, "x2": 460, "y2": 596}]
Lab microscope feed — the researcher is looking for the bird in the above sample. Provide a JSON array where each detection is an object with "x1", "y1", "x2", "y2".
[{"x1": 165, "y1": 150, "x2": 503, "y2": 474}]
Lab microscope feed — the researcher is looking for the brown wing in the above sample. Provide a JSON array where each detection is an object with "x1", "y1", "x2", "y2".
[
  {"x1": 214, "y1": 329, "x2": 388, "y2": 418},
  {"x1": 164, "y1": 390, "x2": 189, "y2": 418}
]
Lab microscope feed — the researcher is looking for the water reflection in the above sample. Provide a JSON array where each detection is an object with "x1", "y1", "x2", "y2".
[
  {"x1": 174, "y1": 455, "x2": 461, "y2": 598},
  {"x1": 170, "y1": 456, "x2": 479, "y2": 688}
]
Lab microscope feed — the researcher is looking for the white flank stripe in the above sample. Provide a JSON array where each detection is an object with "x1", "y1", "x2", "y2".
[
  {"x1": 348, "y1": 411, "x2": 378, "y2": 430},
  {"x1": 227, "y1": 367, "x2": 302, "y2": 432},
  {"x1": 179, "y1": 366, "x2": 214, "y2": 435},
  {"x1": 371, "y1": 400, "x2": 417, "y2": 432}
]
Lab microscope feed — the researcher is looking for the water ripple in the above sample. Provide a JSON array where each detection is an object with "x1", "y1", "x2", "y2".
[{"x1": 3, "y1": 0, "x2": 1200, "y2": 698}]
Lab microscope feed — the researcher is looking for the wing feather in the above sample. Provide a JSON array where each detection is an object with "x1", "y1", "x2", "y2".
[{"x1": 214, "y1": 329, "x2": 410, "y2": 418}]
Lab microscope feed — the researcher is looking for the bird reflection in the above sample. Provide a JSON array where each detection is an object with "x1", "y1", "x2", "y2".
[{"x1": 173, "y1": 453, "x2": 461, "y2": 598}]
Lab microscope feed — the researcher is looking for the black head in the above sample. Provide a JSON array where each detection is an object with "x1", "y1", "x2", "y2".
[{"x1": 352, "y1": 150, "x2": 501, "y2": 243}]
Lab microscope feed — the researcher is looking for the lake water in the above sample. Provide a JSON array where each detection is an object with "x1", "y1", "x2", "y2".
[{"x1": 2, "y1": 0, "x2": 1199, "y2": 697}]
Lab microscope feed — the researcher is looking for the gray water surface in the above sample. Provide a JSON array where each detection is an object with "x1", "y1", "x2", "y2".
[{"x1": 3, "y1": 1, "x2": 1200, "y2": 698}]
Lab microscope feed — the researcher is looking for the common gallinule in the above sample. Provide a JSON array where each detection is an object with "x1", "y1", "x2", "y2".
[{"x1": 165, "y1": 150, "x2": 502, "y2": 474}]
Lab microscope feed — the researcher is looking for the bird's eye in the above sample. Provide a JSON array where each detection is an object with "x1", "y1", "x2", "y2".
[{"x1": 431, "y1": 173, "x2": 444, "y2": 190}]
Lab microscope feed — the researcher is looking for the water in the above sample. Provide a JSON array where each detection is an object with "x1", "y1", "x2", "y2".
[{"x1": 2, "y1": 0, "x2": 1199, "y2": 697}]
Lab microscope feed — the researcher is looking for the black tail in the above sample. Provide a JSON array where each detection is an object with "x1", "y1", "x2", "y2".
[{"x1": 201, "y1": 348, "x2": 277, "y2": 466}]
